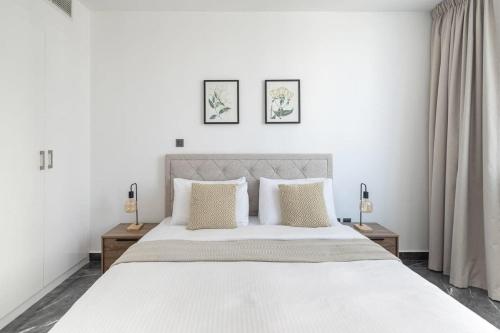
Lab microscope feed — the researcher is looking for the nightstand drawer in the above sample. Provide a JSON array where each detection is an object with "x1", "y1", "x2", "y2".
[
  {"x1": 103, "y1": 238, "x2": 137, "y2": 251},
  {"x1": 371, "y1": 237, "x2": 397, "y2": 256},
  {"x1": 101, "y1": 223, "x2": 159, "y2": 273},
  {"x1": 345, "y1": 223, "x2": 399, "y2": 257}
]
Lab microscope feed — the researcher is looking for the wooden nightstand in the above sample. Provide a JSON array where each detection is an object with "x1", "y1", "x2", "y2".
[
  {"x1": 101, "y1": 223, "x2": 158, "y2": 273},
  {"x1": 345, "y1": 223, "x2": 399, "y2": 257}
]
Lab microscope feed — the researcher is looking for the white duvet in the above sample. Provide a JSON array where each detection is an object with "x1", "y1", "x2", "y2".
[{"x1": 50, "y1": 219, "x2": 498, "y2": 333}]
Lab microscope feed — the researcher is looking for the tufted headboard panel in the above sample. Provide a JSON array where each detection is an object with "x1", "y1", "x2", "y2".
[{"x1": 165, "y1": 154, "x2": 332, "y2": 217}]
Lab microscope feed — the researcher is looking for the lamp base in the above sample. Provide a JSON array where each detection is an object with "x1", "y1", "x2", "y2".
[
  {"x1": 353, "y1": 223, "x2": 373, "y2": 232},
  {"x1": 127, "y1": 223, "x2": 144, "y2": 231}
]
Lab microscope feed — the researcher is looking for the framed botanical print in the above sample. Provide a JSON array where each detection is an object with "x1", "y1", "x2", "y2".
[
  {"x1": 265, "y1": 79, "x2": 301, "y2": 124},
  {"x1": 204, "y1": 80, "x2": 239, "y2": 124}
]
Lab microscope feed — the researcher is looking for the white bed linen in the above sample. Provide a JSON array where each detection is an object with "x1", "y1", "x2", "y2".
[
  {"x1": 140, "y1": 217, "x2": 360, "y2": 242},
  {"x1": 50, "y1": 222, "x2": 499, "y2": 333}
]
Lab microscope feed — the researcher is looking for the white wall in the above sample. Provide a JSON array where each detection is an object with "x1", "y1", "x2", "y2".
[
  {"x1": 91, "y1": 11, "x2": 430, "y2": 252},
  {"x1": 0, "y1": 0, "x2": 90, "y2": 327}
]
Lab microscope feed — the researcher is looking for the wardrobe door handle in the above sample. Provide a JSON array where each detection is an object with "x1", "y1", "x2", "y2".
[
  {"x1": 48, "y1": 150, "x2": 53, "y2": 169},
  {"x1": 40, "y1": 151, "x2": 45, "y2": 170}
]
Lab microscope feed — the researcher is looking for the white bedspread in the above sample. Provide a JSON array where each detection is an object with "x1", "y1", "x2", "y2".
[{"x1": 50, "y1": 221, "x2": 499, "y2": 333}]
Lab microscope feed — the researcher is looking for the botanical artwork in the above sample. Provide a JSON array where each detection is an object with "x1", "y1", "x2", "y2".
[
  {"x1": 204, "y1": 80, "x2": 239, "y2": 124},
  {"x1": 269, "y1": 87, "x2": 295, "y2": 119},
  {"x1": 208, "y1": 89, "x2": 231, "y2": 120},
  {"x1": 265, "y1": 80, "x2": 300, "y2": 124}
]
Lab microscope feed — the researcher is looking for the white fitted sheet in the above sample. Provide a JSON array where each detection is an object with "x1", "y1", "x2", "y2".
[{"x1": 49, "y1": 220, "x2": 499, "y2": 333}]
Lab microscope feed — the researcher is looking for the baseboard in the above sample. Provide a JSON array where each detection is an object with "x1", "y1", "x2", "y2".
[
  {"x1": 399, "y1": 252, "x2": 429, "y2": 260},
  {"x1": 89, "y1": 252, "x2": 101, "y2": 262},
  {"x1": 0, "y1": 258, "x2": 89, "y2": 330}
]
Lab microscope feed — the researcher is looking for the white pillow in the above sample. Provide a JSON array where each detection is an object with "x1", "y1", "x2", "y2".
[
  {"x1": 258, "y1": 177, "x2": 338, "y2": 225},
  {"x1": 171, "y1": 177, "x2": 249, "y2": 226}
]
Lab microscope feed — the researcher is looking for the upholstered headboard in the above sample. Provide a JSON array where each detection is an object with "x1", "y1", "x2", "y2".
[{"x1": 165, "y1": 154, "x2": 332, "y2": 217}]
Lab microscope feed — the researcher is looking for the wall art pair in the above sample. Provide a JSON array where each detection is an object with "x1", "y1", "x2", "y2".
[{"x1": 203, "y1": 79, "x2": 301, "y2": 124}]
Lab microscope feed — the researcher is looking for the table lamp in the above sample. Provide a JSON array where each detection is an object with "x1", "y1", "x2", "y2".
[
  {"x1": 354, "y1": 182, "x2": 373, "y2": 232},
  {"x1": 125, "y1": 183, "x2": 143, "y2": 231}
]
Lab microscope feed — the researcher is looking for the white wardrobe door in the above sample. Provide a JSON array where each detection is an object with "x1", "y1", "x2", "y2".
[
  {"x1": 43, "y1": 10, "x2": 90, "y2": 284},
  {"x1": 0, "y1": 1, "x2": 45, "y2": 320}
]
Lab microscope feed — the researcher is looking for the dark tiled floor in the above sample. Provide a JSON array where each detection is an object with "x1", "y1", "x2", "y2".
[
  {"x1": 405, "y1": 259, "x2": 500, "y2": 329},
  {"x1": 2, "y1": 260, "x2": 499, "y2": 332},
  {"x1": 1, "y1": 261, "x2": 101, "y2": 333}
]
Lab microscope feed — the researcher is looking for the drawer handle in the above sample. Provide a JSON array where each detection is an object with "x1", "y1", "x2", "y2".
[
  {"x1": 40, "y1": 151, "x2": 45, "y2": 170},
  {"x1": 48, "y1": 150, "x2": 53, "y2": 169},
  {"x1": 115, "y1": 238, "x2": 134, "y2": 242},
  {"x1": 371, "y1": 238, "x2": 386, "y2": 241}
]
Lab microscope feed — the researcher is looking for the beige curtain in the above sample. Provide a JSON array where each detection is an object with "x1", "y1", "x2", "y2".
[{"x1": 429, "y1": 0, "x2": 500, "y2": 301}]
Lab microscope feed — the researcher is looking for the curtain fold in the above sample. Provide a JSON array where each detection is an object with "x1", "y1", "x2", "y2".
[{"x1": 428, "y1": 0, "x2": 500, "y2": 301}]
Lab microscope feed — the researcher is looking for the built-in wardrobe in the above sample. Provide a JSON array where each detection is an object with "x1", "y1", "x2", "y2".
[{"x1": 0, "y1": 0, "x2": 90, "y2": 328}]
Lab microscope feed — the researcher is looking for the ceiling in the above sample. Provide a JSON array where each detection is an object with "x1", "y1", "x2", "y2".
[{"x1": 79, "y1": 0, "x2": 441, "y2": 12}]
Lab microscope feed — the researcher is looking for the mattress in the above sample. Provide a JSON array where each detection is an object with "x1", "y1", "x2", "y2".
[{"x1": 49, "y1": 219, "x2": 499, "y2": 333}]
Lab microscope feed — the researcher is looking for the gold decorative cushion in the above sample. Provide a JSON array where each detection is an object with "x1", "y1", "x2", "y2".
[
  {"x1": 187, "y1": 183, "x2": 237, "y2": 230},
  {"x1": 279, "y1": 182, "x2": 330, "y2": 228}
]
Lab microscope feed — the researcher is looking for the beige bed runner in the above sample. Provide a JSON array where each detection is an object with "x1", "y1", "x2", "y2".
[{"x1": 113, "y1": 239, "x2": 398, "y2": 266}]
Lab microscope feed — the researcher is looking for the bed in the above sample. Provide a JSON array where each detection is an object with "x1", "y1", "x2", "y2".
[{"x1": 50, "y1": 154, "x2": 498, "y2": 333}]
